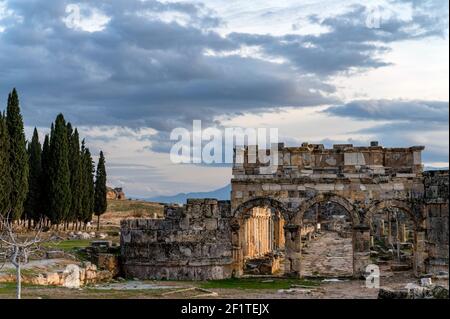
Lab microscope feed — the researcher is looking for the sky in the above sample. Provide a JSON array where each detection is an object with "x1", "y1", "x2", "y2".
[{"x1": 0, "y1": 0, "x2": 448, "y2": 198}]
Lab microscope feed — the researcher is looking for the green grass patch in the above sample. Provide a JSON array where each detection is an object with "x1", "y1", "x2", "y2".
[
  {"x1": 43, "y1": 239, "x2": 91, "y2": 251},
  {"x1": 0, "y1": 282, "x2": 53, "y2": 295},
  {"x1": 0, "y1": 282, "x2": 17, "y2": 294},
  {"x1": 199, "y1": 278, "x2": 320, "y2": 290}
]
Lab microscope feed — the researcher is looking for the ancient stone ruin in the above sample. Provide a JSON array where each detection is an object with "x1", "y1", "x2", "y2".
[
  {"x1": 107, "y1": 187, "x2": 126, "y2": 200},
  {"x1": 121, "y1": 142, "x2": 449, "y2": 280}
]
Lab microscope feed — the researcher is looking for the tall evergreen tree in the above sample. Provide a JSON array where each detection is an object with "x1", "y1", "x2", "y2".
[
  {"x1": 94, "y1": 151, "x2": 107, "y2": 231},
  {"x1": 40, "y1": 134, "x2": 51, "y2": 223},
  {"x1": 24, "y1": 128, "x2": 42, "y2": 225},
  {"x1": 6, "y1": 89, "x2": 29, "y2": 220},
  {"x1": 68, "y1": 126, "x2": 82, "y2": 226},
  {"x1": 80, "y1": 140, "x2": 94, "y2": 226},
  {"x1": 48, "y1": 114, "x2": 71, "y2": 226},
  {"x1": 0, "y1": 112, "x2": 12, "y2": 216}
]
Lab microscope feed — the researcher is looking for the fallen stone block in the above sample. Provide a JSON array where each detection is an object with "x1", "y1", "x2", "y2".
[{"x1": 378, "y1": 288, "x2": 409, "y2": 299}]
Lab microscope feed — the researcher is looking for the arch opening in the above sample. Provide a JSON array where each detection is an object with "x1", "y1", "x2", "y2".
[
  {"x1": 300, "y1": 201, "x2": 355, "y2": 277},
  {"x1": 367, "y1": 203, "x2": 418, "y2": 274},
  {"x1": 232, "y1": 198, "x2": 288, "y2": 277}
]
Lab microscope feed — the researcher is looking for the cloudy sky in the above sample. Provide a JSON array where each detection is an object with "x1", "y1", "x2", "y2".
[{"x1": 0, "y1": 0, "x2": 448, "y2": 198}]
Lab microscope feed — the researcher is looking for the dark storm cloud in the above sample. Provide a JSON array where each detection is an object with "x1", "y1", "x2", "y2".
[
  {"x1": 324, "y1": 100, "x2": 449, "y2": 123},
  {"x1": 0, "y1": 0, "x2": 337, "y2": 132},
  {"x1": 0, "y1": 0, "x2": 447, "y2": 167},
  {"x1": 1, "y1": 0, "x2": 446, "y2": 132}
]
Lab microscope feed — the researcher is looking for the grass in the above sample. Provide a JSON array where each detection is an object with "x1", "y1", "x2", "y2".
[
  {"x1": 0, "y1": 282, "x2": 17, "y2": 294},
  {"x1": 199, "y1": 278, "x2": 320, "y2": 290},
  {"x1": 43, "y1": 239, "x2": 92, "y2": 251},
  {"x1": 0, "y1": 282, "x2": 55, "y2": 295},
  {"x1": 0, "y1": 283, "x2": 169, "y2": 299}
]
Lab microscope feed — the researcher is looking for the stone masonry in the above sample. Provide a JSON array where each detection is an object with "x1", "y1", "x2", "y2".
[
  {"x1": 121, "y1": 200, "x2": 234, "y2": 280},
  {"x1": 120, "y1": 141, "x2": 449, "y2": 280}
]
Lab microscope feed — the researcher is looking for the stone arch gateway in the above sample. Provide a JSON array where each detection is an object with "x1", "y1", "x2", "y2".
[
  {"x1": 231, "y1": 142, "x2": 428, "y2": 277},
  {"x1": 120, "y1": 142, "x2": 448, "y2": 280}
]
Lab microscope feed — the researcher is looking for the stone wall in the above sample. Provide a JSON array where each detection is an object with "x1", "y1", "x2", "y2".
[
  {"x1": 233, "y1": 142, "x2": 424, "y2": 178},
  {"x1": 424, "y1": 170, "x2": 449, "y2": 274},
  {"x1": 120, "y1": 199, "x2": 234, "y2": 280}
]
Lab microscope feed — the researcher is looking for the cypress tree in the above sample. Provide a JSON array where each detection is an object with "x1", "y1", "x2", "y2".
[
  {"x1": 80, "y1": 140, "x2": 94, "y2": 227},
  {"x1": 68, "y1": 126, "x2": 82, "y2": 227},
  {"x1": 94, "y1": 151, "x2": 107, "y2": 231},
  {"x1": 0, "y1": 112, "x2": 12, "y2": 216},
  {"x1": 48, "y1": 114, "x2": 71, "y2": 226},
  {"x1": 24, "y1": 128, "x2": 42, "y2": 225},
  {"x1": 41, "y1": 134, "x2": 51, "y2": 224},
  {"x1": 6, "y1": 89, "x2": 29, "y2": 220}
]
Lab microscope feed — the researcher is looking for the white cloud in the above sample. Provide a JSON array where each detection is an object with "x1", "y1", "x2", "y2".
[{"x1": 62, "y1": 3, "x2": 110, "y2": 32}]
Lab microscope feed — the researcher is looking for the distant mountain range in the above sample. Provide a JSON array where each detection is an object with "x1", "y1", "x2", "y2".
[{"x1": 146, "y1": 184, "x2": 231, "y2": 204}]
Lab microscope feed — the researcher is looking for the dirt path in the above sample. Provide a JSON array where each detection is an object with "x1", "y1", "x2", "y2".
[{"x1": 301, "y1": 231, "x2": 353, "y2": 277}]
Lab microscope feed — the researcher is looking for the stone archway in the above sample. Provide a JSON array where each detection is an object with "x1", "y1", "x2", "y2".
[
  {"x1": 233, "y1": 197, "x2": 290, "y2": 220},
  {"x1": 231, "y1": 197, "x2": 289, "y2": 277},
  {"x1": 294, "y1": 193, "x2": 359, "y2": 226},
  {"x1": 365, "y1": 200, "x2": 417, "y2": 226},
  {"x1": 365, "y1": 200, "x2": 425, "y2": 275},
  {"x1": 292, "y1": 193, "x2": 359, "y2": 277}
]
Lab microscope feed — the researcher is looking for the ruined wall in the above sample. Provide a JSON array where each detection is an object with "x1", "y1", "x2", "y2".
[
  {"x1": 424, "y1": 170, "x2": 449, "y2": 274},
  {"x1": 120, "y1": 199, "x2": 233, "y2": 280},
  {"x1": 233, "y1": 142, "x2": 424, "y2": 178}
]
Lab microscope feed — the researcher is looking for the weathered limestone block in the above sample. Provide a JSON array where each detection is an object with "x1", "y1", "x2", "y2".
[
  {"x1": 63, "y1": 264, "x2": 81, "y2": 289},
  {"x1": 204, "y1": 218, "x2": 218, "y2": 230}
]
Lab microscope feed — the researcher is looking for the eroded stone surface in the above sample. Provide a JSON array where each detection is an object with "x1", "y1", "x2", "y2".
[{"x1": 301, "y1": 231, "x2": 353, "y2": 277}]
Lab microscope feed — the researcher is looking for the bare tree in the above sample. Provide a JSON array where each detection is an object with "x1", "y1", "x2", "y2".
[{"x1": 0, "y1": 213, "x2": 46, "y2": 299}]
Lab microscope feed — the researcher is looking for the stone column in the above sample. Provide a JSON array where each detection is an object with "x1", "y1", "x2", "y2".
[
  {"x1": 378, "y1": 219, "x2": 385, "y2": 237},
  {"x1": 353, "y1": 224, "x2": 371, "y2": 278},
  {"x1": 269, "y1": 217, "x2": 273, "y2": 251},
  {"x1": 284, "y1": 224, "x2": 302, "y2": 278},
  {"x1": 264, "y1": 215, "x2": 267, "y2": 254},
  {"x1": 258, "y1": 216, "x2": 261, "y2": 256},
  {"x1": 273, "y1": 216, "x2": 279, "y2": 250},
  {"x1": 231, "y1": 220, "x2": 243, "y2": 277},
  {"x1": 251, "y1": 215, "x2": 255, "y2": 257},
  {"x1": 262, "y1": 215, "x2": 266, "y2": 254},
  {"x1": 413, "y1": 226, "x2": 427, "y2": 276},
  {"x1": 400, "y1": 223, "x2": 407, "y2": 243}
]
